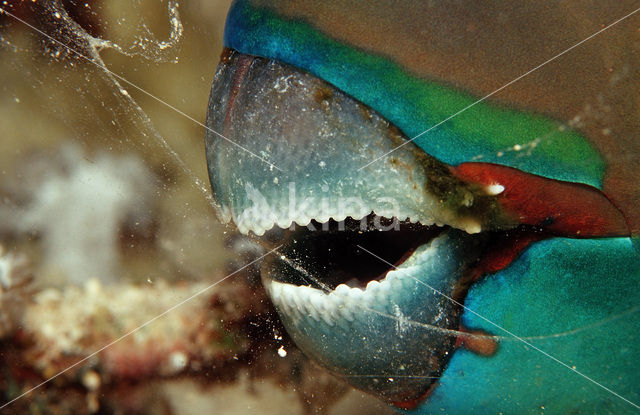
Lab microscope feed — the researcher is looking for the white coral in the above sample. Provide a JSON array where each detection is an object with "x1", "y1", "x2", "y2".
[{"x1": 17, "y1": 145, "x2": 154, "y2": 284}]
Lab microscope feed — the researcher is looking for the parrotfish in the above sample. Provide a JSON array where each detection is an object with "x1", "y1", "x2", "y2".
[{"x1": 205, "y1": 1, "x2": 640, "y2": 413}]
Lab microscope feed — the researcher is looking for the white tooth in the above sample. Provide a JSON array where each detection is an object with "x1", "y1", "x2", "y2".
[
  {"x1": 267, "y1": 281, "x2": 279, "y2": 300},
  {"x1": 306, "y1": 286, "x2": 325, "y2": 310},
  {"x1": 316, "y1": 214, "x2": 330, "y2": 223},
  {"x1": 329, "y1": 213, "x2": 348, "y2": 224},
  {"x1": 219, "y1": 206, "x2": 232, "y2": 223},
  {"x1": 334, "y1": 304, "x2": 354, "y2": 329},
  {"x1": 377, "y1": 278, "x2": 391, "y2": 293},
  {"x1": 384, "y1": 269, "x2": 400, "y2": 284},
  {"x1": 294, "y1": 216, "x2": 311, "y2": 227},
  {"x1": 366, "y1": 280, "x2": 381, "y2": 293},
  {"x1": 320, "y1": 299, "x2": 335, "y2": 326},
  {"x1": 260, "y1": 219, "x2": 275, "y2": 233},
  {"x1": 237, "y1": 222, "x2": 249, "y2": 235},
  {"x1": 276, "y1": 218, "x2": 293, "y2": 229},
  {"x1": 294, "y1": 286, "x2": 311, "y2": 311},
  {"x1": 275, "y1": 282, "x2": 288, "y2": 305},
  {"x1": 272, "y1": 288, "x2": 291, "y2": 313},
  {"x1": 291, "y1": 287, "x2": 305, "y2": 313},
  {"x1": 308, "y1": 291, "x2": 326, "y2": 321},
  {"x1": 338, "y1": 303, "x2": 355, "y2": 322},
  {"x1": 275, "y1": 284, "x2": 288, "y2": 304},
  {"x1": 326, "y1": 296, "x2": 342, "y2": 324},
  {"x1": 278, "y1": 284, "x2": 290, "y2": 304},
  {"x1": 284, "y1": 285, "x2": 298, "y2": 307},
  {"x1": 334, "y1": 284, "x2": 350, "y2": 297},
  {"x1": 348, "y1": 287, "x2": 364, "y2": 301}
]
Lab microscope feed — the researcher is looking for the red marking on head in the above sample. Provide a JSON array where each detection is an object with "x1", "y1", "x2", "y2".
[
  {"x1": 390, "y1": 381, "x2": 438, "y2": 410},
  {"x1": 455, "y1": 326, "x2": 498, "y2": 357},
  {"x1": 223, "y1": 52, "x2": 254, "y2": 132},
  {"x1": 453, "y1": 162, "x2": 630, "y2": 238},
  {"x1": 468, "y1": 230, "x2": 545, "y2": 282}
]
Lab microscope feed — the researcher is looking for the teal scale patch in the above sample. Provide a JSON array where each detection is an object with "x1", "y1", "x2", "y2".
[{"x1": 424, "y1": 237, "x2": 640, "y2": 414}]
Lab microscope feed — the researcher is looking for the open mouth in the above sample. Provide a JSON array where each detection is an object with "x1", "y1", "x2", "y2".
[
  {"x1": 204, "y1": 50, "x2": 630, "y2": 406},
  {"x1": 262, "y1": 215, "x2": 445, "y2": 290},
  {"x1": 256, "y1": 215, "x2": 479, "y2": 405}
]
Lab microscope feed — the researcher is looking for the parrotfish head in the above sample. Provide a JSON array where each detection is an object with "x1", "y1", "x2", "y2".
[{"x1": 205, "y1": 1, "x2": 638, "y2": 412}]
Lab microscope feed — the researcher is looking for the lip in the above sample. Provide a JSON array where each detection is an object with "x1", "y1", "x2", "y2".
[
  {"x1": 204, "y1": 50, "x2": 512, "y2": 237},
  {"x1": 262, "y1": 228, "x2": 480, "y2": 403}
]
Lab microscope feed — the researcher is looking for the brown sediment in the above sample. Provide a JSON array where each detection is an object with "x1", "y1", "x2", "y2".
[
  {"x1": 220, "y1": 47, "x2": 235, "y2": 63},
  {"x1": 313, "y1": 84, "x2": 334, "y2": 104}
]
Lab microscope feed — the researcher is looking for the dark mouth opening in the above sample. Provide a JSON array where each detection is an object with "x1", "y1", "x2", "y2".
[{"x1": 262, "y1": 214, "x2": 446, "y2": 290}]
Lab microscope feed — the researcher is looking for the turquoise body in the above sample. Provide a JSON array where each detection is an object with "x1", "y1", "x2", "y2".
[
  {"x1": 432, "y1": 237, "x2": 640, "y2": 414},
  {"x1": 221, "y1": 2, "x2": 640, "y2": 413}
]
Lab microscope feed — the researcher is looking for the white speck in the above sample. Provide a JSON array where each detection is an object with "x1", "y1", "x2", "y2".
[
  {"x1": 13, "y1": 97, "x2": 20, "y2": 103},
  {"x1": 274, "y1": 74, "x2": 294, "y2": 93},
  {"x1": 318, "y1": 161, "x2": 326, "y2": 168},
  {"x1": 513, "y1": 144, "x2": 522, "y2": 151},
  {"x1": 486, "y1": 183, "x2": 505, "y2": 196},
  {"x1": 496, "y1": 151, "x2": 504, "y2": 157},
  {"x1": 465, "y1": 221, "x2": 482, "y2": 234},
  {"x1": 120, "y1": 88, "x2": 129, "y2": 96},
  {"x1": 54, "y1": 12, "x2": 61, "y2": 19},
  {"x1": 169, "y1": 350, "x2": 188, "y2": 372},
  {"x1": 393, "y1": 305, "x2": 408, "y2": 334},
  {"x1": 82, "y1": 370, "x2": 101, "y2": 391},
  {"x1": 0, "y1": 247, "x2": 18, "y2": 288},
  {"x1": 277, "y1": 346, "x2": 287, "y2": 357},
  {"x1": 273, "y1": 177, "x2": 279, "y2": 185},
  {"x1": 85, "y1": 278, "x2": 102, "y2": 297}
]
